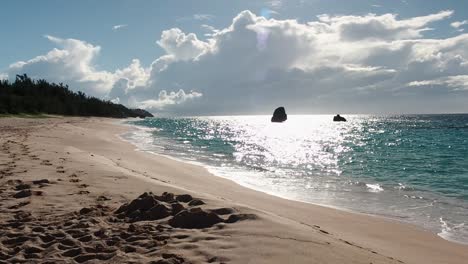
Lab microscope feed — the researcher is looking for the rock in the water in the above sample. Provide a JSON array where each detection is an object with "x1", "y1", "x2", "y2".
[
  {"x1": 333, "y1": 114, "x2": 347, "y2": 122},
  {"x1": 169, "y1": 208, "x2": 224, "y2": 229},
  {"x1": 271, "y1": 107, "x2": 287, "y2": 122}
]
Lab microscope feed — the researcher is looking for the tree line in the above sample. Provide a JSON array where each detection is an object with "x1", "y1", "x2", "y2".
[{"x1": 0, "y1": 74, "x2": 153, "y2": 118}]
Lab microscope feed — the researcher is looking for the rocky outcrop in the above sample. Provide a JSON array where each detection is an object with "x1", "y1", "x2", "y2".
[
  {"x1": 271, "y1": 107, "x2": 287, "y2": 122},
  {"x1": 333, "y1": 114, "x2": 347, "y2": 122},
  {"x1": 114, "y1": 192, "x2": 255, "y2": 228}
]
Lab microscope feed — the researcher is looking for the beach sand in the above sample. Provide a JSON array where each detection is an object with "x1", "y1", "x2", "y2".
[{"x1": 1, "y1": 117, "x2": 467, "y2": 264}]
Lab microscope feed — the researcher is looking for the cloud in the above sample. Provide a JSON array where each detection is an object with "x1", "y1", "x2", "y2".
[
  {"x1": 267, "y1": 0, "x2": 282, "y2": 9},
  {"x1": 5, "y1": 35, "x2": 152, "y2": 99},
  {"x1": 156, "y1": 28, "x2": 212, "y2": 61},
  {"x1": 408, "y1": 75, "x2": 468, "y2": 90},
  {"x1": 0, "y1": 73, "x2": 7, "y2": 80},
  {"x1": 193, "y1": 14, "x2": 214, "y2": 21},
  {"x1": 317, "y1": 10, "x2": 453, "y2": 41},
  {"x1": 139, "y1": 90, "x2": 203, "y2": 110},
  {"x1": 451, "y1": 20, "x2": 468, "y2": 29},
  {"x1": 7, "y1": 35, "x2": 115, "y2": 96},
  {"x1": 177, "y1": 14, "x2": 215, "y2": 23},
  {"x1": 3, "y1": 10, "x2": 468, "y2": 114},
  {"x1": 112, "y1": 24, "x2": 128, "y2": 31}
]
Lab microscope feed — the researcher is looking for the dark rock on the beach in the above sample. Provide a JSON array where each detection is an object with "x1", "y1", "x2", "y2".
[
  {"x1": 13, "y1": 190, "x2": 32, "y2": 199},
  {"x1": 115, "y1": 192, "x2": 173, "y2": 221},
  {"x1": 210, "y1": 208, "x2": 236, "y2": 215},
  {"x1": 147, "y1": 204, "x2": 171, "y2": 220},
  {"x1": 79, "y1": 207, "x2": 94, "y2": 215},
  {"x1": 188, "y1": 199, "x2": 205, "y2": 206},
  {"x1": 225, "y1": 213, "x2": 257, "y2": 223},
  {"x1": 32, "y1": 179, "x2": 50, "y2": 185},
  {"x1": 171, "y1": 203, "x2": 185, "y2": 215},
  {"x1": 157, "y1": 192, "x2": 176, "y2": 203},
  {"x1": 176, "y1": 194, "x2": 193, "y2": 203},
  {"x1": 169, "y1": 208, "x2": 224, "y2": 229},
  {"x1": 333, "y1": 114, "x2": 347, "y2": 122},
  {"x1": 15, "y1": 183, "x2": 31, "y2": 190},
  {"x1": 271, "y1": 107, "x2": 287, "y2": 122}
]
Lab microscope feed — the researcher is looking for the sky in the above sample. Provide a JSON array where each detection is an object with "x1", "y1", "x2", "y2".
[{"x1": 1, "y1": 0, "x2": 468, "y2": 115}]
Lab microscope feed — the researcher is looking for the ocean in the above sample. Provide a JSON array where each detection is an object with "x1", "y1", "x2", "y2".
[{"x1": 123, "y1": 114, "x2": 468, "y2": 244}]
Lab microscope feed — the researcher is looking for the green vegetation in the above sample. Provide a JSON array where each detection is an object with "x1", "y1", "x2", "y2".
[{"x1": 0, "y1": 74, "x2": 153, "y2": 118}]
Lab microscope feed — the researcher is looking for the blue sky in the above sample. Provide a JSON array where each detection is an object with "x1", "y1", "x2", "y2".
[
  {"x1": 2, "y1": 0, "x2": 466, "y2": 70},
  {"x1": 2, "y1": 0, "x2": 468, "y2": 114}
]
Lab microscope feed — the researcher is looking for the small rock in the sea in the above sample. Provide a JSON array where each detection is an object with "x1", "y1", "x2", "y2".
[
  {"x1": 271, "y1": 107, "x2": 287, "y2": 122},
  {"x1": 13, "y1": 190, "x2": 32, "y2": 198}
]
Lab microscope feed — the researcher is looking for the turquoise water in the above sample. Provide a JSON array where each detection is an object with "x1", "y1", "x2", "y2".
[{"x1": 125, "y1": 115, "x2": 468, "y2": 244}]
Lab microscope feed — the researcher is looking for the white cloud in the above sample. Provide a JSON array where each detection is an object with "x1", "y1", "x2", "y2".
[
  {"x1": 5, "y1": 35, "x2": 151, "y2": 98},
  {"x1": 156, "y1": 28, "x2": 212, "y2": 61},
  {"x1": 408, "y1": 75, "x2": 468, "y2": 90},
  {"x1": 201, "y1": 24, "x2": 216, "y2": 31},
  {"x1": 317, "y1": 10, "x2": 453, "y2": 41},
  {"x1": 451, "y1": 20, "x2": 468, "y2": 29},
  {"x1": 3, "y1": 10, "x2": 468, "y2": 114},
  {"x1": 267, "y1": 0, "x2": 282, "y2": 9},
  {"x1": 139, "y1": 90, "x2": 202, "y2": 109},
  {"x1": 193, "y1": 14, "x2": 214, "y2": 21},
  {"x1": 0, "y1": 73, "x2": 7, "y2": 80},
  {"x1": 7, "y1": 35, "x2": 115, "y2": 96},
  {"x1": 112, "y1": 24, "x2": 128, "y2": 31}
]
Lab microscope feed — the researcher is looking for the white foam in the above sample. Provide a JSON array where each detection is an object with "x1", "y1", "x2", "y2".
[{"x1": 366, "y1": 183, "x2": 384, "y2": 192}]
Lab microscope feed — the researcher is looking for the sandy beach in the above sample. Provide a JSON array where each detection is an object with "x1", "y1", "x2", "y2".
[{"x1": 1, "y1": 117, "x2": 467, "y2": 264}]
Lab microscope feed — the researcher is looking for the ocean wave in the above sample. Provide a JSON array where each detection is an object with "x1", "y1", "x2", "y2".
[{"x1": 366, "y1": 183, "x2": 384, "y2": 192}]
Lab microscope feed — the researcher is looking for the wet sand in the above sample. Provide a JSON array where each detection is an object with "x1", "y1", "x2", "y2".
[{"x1": 0, "y1": 116, "x2": 467, "y2": 263}]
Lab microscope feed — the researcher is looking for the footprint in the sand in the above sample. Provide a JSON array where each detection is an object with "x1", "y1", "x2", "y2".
[
  {"x1": 40, "y1": 160, "x2": 53, "y2": 166},
  {"x1": 0, "y1": 191, "x2": 244, "y2": 264}
]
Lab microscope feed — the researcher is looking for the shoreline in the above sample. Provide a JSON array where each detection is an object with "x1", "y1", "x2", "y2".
[
  {"x1": 120, "y1": 119, "x2": 467, "y2": 246},
  {"x1": 1, "y1": 116, "x2": 467, "y2": 263}
]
